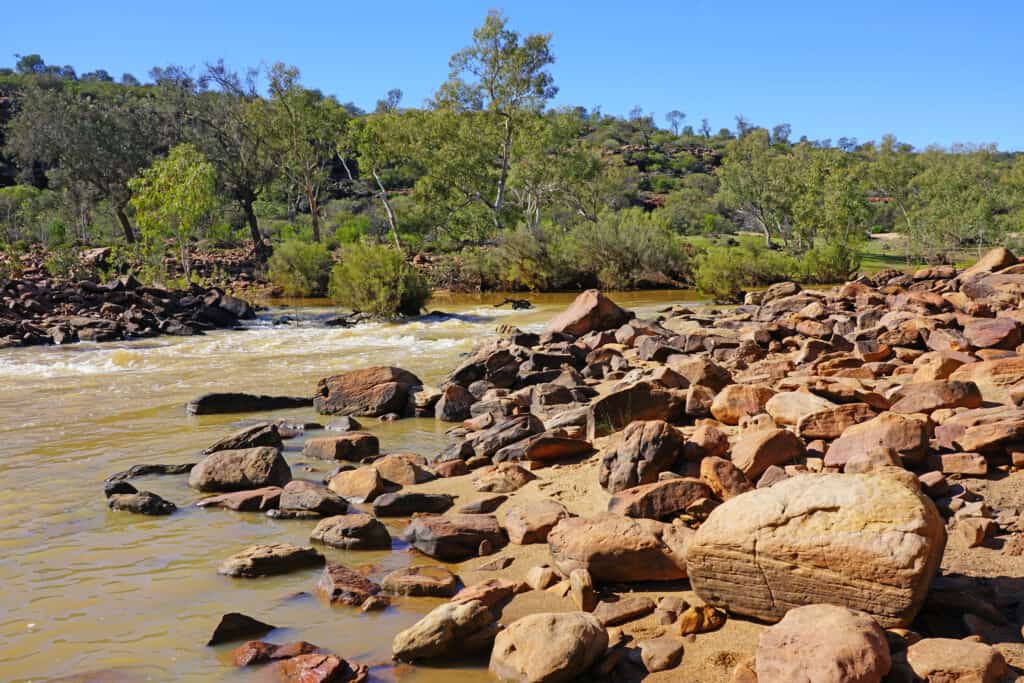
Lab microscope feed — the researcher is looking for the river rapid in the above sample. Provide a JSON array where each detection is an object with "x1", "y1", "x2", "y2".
[{"x1": 0, "y1": 290, "x2": 704, "y2": 683}]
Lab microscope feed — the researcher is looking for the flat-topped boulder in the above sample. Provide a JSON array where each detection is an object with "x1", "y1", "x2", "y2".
[
  {"x1": 204, "y1": 423, "x2": 283, "y2": 454},
  {"x1": 382, "y1": 565, "x2": 459, "y2": 597},
  {"x1": 824, "y1": 412, "x2": 929, "y2": 468},
  {"x1": 607, "y1": 478, "x2": 713, "y2": 520},
  {"x1": 686, "y1": 473, "x2": 946, "y2": 628},
  {"x1": 218, "y1": 543, "x2": 324, "y2": 577},
  {"x1": 302, "y1": 433, "x2": 379, "y2": 461},
  {"x1": 279, "y1": 480, "x2": 348, "y2": 516},
  {"x1": 503, "y1": 498, "x2": 571, "y2": 544},
  {"x1": 548, "y1": 512, "x2": 692, "y2": 582},
  {"x1": 313, "y1": 366, "x2": 423, "y2": 417},
  {"x1": 373, "y1": 492, "x2": 454, "y2": 517},
  {"x1": 402, "y1": 514, "x2": 506, "y2": 561},
  {"x1": 188, "y1": 447, "x2": 291, "y2": 492},
  {"x1": 186, "y1": 393, "x2": 313, "y2": 416}
]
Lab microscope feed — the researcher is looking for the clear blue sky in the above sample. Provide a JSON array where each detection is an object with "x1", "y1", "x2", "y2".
[{"x1": 4, "y1": 1, "x2": 1022, "y2": 150}]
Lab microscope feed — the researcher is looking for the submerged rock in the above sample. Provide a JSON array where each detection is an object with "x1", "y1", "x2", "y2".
[
  {"x1": 217, "y1": 544, "x2": 324, "y2": 578},
  {"x1": 207, "y1": 612, "x2": 276, "y2": 646},
  {"x1": 107, "y1": 491, "x2": 176, "y2": 515},
  {"x1": 187, "y1": 393, "x2": 312, "y2": 416}
]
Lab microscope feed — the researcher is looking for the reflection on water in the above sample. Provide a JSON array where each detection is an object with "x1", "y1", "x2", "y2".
[{"x1": 0, "y1": 290, "x2": 703, "y2": 682}]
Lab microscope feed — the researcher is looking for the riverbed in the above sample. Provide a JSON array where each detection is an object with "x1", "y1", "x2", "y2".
[{"x1": 0, "y1": 290, "x2": 704, "y2": 682}]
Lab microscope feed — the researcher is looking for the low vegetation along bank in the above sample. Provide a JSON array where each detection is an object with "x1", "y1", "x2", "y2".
[
  {"x1": 102, "y1": 246, "x2": 1024, "y2": 681},
  {"x1": 2, "y1": 12, "x2": 1022, "y2": 308}
]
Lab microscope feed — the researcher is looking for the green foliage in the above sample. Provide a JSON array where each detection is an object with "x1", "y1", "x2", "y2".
[
  {"x1": 328, "y1": 242, "x2": 430, "y2": 316},
  {"x1": 267, "y1": 239, "x2": 333, "y2": 296},
  {"x1": 128, "y1": 143, "x2": 218, "y2": 280},
  {"x1": 694, "y1": 242, "x2": 797, "y2": 302},
  {"x1": 565, "y1": 209, "x2": 694, "y2": 289}
]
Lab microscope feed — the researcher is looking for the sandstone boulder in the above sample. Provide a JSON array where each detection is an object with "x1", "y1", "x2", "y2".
[
  {"x1": 765, "y1": 391, "x2": 836, "y2": 426},
  {"x1": 473, "y1": 462, "x2": 537, "y2": 493},
  {"x1": 710, "y1": 384, "x2": 776, "y2": 425},
  {"x1": 327, "y1": 467, "x2": 385, "y2": 503},
  {"x1": 504, "y1": 498, "x2": 572, "y2": 544},
  {"x1": 548, "y1": 512, "x2": 691, "y2": 582},
  {"x1": 302, "y1": 433, "x2": 379, "y2": 461},
  {"x1": 825, "y1": 412, "x2": 930, "y2": 468},
  {"x1": 700, "y1": 456, "x2": 753, "y2": 500},
  {"x1": 756, "y1": 604, "x2": 891, "y2": 683},
  {"x1": 607, "y1": 478, "x2": 714, "y2": 520},
  {"x1": 905, "y1": 638, "x2": 1007, "y2": 683},
  {"x1": 279, "y1": 480, "x2": 348, "y2": 516},
  {"x1": 489, "y1": 612, "x2": 608, "y2": 683},
  {"x1": 949, "y1": 357, "x2": 1024, "y2": 404},
  {"x1": 188, "y1": 447, "x2": 291, "y2": 492},
  {"x1": 686, "y1": 473, "x2": 946, "y2": 627},
  {"x1": 382, "y1": 565, "x2": 458, "y2": 597},
  {"x1": 218, "y1": 544, "x2": 324, "y2": 578},
  {"x1": 373, "y1": 491, "x2": 454, "y2": 517},
  {"x1": 402, "y1": 514, "x2": 507, "y2": 561},
  {"x1": 598, "y1": 420, "x2": 685, "y2": 493},
  {"x1": 204, "y1": 423, "x2": 283, "y2": 454},
  {"x1": 316, "y1": 563, "x2": 381, "y2": 606},
  {"x1": 392, "y1": 599, "x2": 498, "y2": 662},
  {"x1": 890, "y1": 380, "x2": 982, "y2": 414},
  {"x1": 589, "y1": 381, "x2": 687, "y2": 436},
  {"x1": 545, "y1": 289, "x2": 631, "y2": 337},
  {"x1": 314, "y1": 366, "x2": 423, "y2": 416},
  {"x1": 731, "y1": 428, "x2": 806, "y2": 481},
  {"x1": 310, "y1": 513, "x2": 391, "y2": 550}
]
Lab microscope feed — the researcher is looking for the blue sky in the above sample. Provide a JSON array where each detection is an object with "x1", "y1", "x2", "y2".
[{"x1": 4, "y1": 1, "x2": 1022, "y2": 149}]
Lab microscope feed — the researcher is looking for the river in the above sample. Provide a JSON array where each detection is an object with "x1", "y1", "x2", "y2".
[{"x1": 0, "y1": 290, "x2": 704, "y2": 683}]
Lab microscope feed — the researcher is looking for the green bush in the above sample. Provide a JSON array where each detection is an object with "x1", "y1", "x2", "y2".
[
  {"x1": 565, "y1": 209, "x2": 694, "y2": 289},
  {"x1": 796, "y1": 240, "x2": 862, "y2": 284},
  {"x1": 329, "y1": 242, "x2": 430, "y2": 316},
  {"x1": 694, "y1": 242, "x2": 798, "y2": 302},
  {"x1": 489, "y1": 225, "x2": 577, "y2": 291},
  {"x1": 267, "y1": 239, "x2": 333, "y2": 296}
]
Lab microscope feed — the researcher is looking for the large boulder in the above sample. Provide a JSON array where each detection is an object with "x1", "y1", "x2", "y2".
[
  {"x1": 765, "y1": 391, "x2": 836, "y2": 426},
  {"x1": 503, "y1": 498, "x2": 572, "y2": 544},
  {"x1": 402, "y1": 514, "x2": 507, "y2": 561},
  {"x1": 756, "y1": 604, "x2": 891, "y2": 683},
  {"x1": 589, "y1": 381, "x2": 687, "y2": 436},
  {"x1": 188, "y1": 447, "x2": 292, "y2": 492},
  {"x1": 889, "y1": 380, "x2": 982, "y2": 414},
  {"x1": 710, "y1": 384, "x2": 777, "y2": 425},
  {"x1": 824, "y1": 412, "x2": 930, "y2": 468},
  {"x1": 904, "y1": 638, "x2": 1007, "y2": 683},
  {"x1": 327, "y1": 467, "x2": 385, "y2": 503},
  {"x1": 316, "y1": 563, "x2": 381, "y2": 606},
  {"x1": 186, "y1": 393, "x2": 312, "y2": 415},
  {"x1": 548, "y1": 512, "x2": 692, "y2": 582},
  {"x1": 381, "y1": 565, "x2": 458, "y2": 597},
  {"x1": 607, "y1": 478, "x2": 714, "y2": 520},
  {"x1": 686, "y1": 473, "x2": 946, "y2": 628},
  {"x1": 598, "y1": 420, "x2": 685, "y2": 493},
  {"x1": 310, "y1": 513, "x2": 391, "y2": 550},
  {"x1": 279, "y1": 480, "x2": 348, "y2": 516},
  {"x1": 313, "y1": 366, "x2": 423, "y2": 416},
  {"x1": 392, "y1": 599, "x2": 498, "y2": 662},
  {"x1": 372, "y1": 492, "x2": 454, "y2": 517},
  {"x1": 949, "y1": 356, "x2": 1024, "y2": 404},
  {"x1": 545, "y1": 289, "x2": 631, "y2": 337},
  {"x1": 731, "y1": 428, "x2": 806, "y2": 481},
  {"x1": 489, "y1": 612, "x2": 608, "y2": 683},
  {"x1": 302, "y1": 433, "x2": 379, "y2": 461},
  {"x1": 796, "y1": 403, "x2": 877, "y2": 440}
]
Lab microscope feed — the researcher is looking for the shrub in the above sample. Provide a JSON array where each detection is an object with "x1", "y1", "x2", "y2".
[
  {"x1": 489, "y1": 225, "x2": 577, "y2": 291},
  {"x1": 565, "y1": 209, "x2": 694, "y2": 289},
  {"x1": 796, "y1": 240, "x2": 862, "y2": 284},
  {"x1": 329, "y1": 242, "x2": 430, "y2": 316},
  {"x1": 694, "y1": 242, "x2": 797, "y2": 302},
  {"x1": 267, "y1": 239, "x2": 333, "y2": 296}
]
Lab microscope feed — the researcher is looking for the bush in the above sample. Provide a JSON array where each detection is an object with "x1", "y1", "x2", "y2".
[
  {"x1": 489, "y1": 225, "x2": 577, "y2": 291},
  {"x1": 694, "y1": 242, "x2": 797, "y2": 302},
  {"x1": 329, "y1": 242, "x2": 430, "y2": 316},
  {"x1": 796, "y1": 240, "x2": 862, "y2": 284},
  {"x1": 267, "y1": 239, "x2": 333, "y2": 296},
  {"x1": 565, "y1": 209, "x2": 694, "y2": 289}
]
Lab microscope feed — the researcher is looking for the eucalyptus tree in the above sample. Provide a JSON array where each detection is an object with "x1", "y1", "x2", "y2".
[{"x1": 434, "y1": 11, "x2": 557, "y2": 230}]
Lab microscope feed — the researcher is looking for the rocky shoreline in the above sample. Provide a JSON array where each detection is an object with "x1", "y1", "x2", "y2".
[
  {"x1": 0, "y1": 273, "x2": 257, "y2": 348},
  {"x1": 106, "y1": 247, "x2": 1024, "y2": 682}
]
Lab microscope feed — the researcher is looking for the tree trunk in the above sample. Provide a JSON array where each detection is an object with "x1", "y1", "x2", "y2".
[
  {"x1": 309, "y1": 192, "x2": 321, "y2": 243},
  {"x1": 493, "y1": 115, "x2": 513, "y2": 229},
  {"x1": 372, "y1": 169, "x2": 402, "y2": 251},
  {"x1": 243, "y1": 198, "x2": 270, "y2": 261},
  {"x1": 115, "y1": 206, "x2": 135, "y2": 244}
]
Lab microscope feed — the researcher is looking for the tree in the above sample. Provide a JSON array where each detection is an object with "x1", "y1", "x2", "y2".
[
  {"x1": 665, "y1": 109, "x2": 686, "y2": 136},
  {"x1": 375, "y1": 88, "x2": 403, "y2": 113},
  {"x1": 716, "y1": 129, "x2": 796, "y2": 247},
  {"x1": 700, "y1": 118, "x2": 712, "y2": 139},
  {"x1": 129, "y1": 143, "x2": 218, "y2": 281},
  {"x1": 734, "y1": 114, "x2": 753, "y2": 137},
  {"x1": 435, "y1": 10, "x2": 557, "y2": 230},
  {"x1": 863, "y1": 134, "x2": 922, "y2": 241},
  {"x1": 265, "y1": 63, "x2": 347, "y2": 242},
  {"x1": 4, "y1": 83, "x2": 170, "y2": 243},
  {"x1": 179, "y1": 61, "x2": 278, "y2": 259},
  {"x1": 771, "y1": 123, "x2": 792, "y2": 145},
  {"x1": 15, "y1": 54, "x2": 45, "y2": 75},
  {"x1": 121, "y1": 73, "x2": 140, "y2": 86}
]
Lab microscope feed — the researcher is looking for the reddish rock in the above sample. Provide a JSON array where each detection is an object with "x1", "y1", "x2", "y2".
[
  {"x1": 949, "y1": 357, "x2": 1024, "y2": 404},
  {"x1": 700, "y1": 456, "x2": 753, "y2": 500},
  {"x1": 590, "y1": 381, "x2": 687, "y2": 436},
  {"x1": 279, "y1": 480, "x2": 348, "y2": 516},
  {"x1": 275, "y1": 653, "x2": 364, "y2": 683},
  {"x1": 593, "y1": 596, "x2": 656, "y2": 626},
  {"x1": 310, "y1": 513, "x2": 391, "y2": 550},
  {"x1": 607, "y1": 478, "x2": 714, "y2": 520},
  {"x1": 372, "y1": 453, "x2": 434, "y2": 485},
  {"x1": 710, "y1": 384, "x2": 777, "y2": 425},
  {"x1": 472, "y1": 462, "x2": 537, "y2": 493},
  {"x1": 964, "y1": 317, "x2": 1021, "y2": 349},
  {"x1": 232, "y1": 640, "x2": 319, "y2": 667},
  {"x1": 890, "y1": 380, "x2": 982, "y2": 414},
  {"x1": 731, "y1": 428, "x2": 806, "y2": 480},
  {"x1": 382, "y1": 565, "x2": 459, "y2": 597},
  {"x1": 316, "y1": 563, "x2": 381, "y2": 606},
  {"x1": 825, "y1": 412, "x2": 930, "y2": 468},
  {"x1": 313, "y1": 366, "x2": 423, "y2": 417},
  {"x1": 196, "y1": 486, "x2": 282, "y2": 511},
  {"x1": 937, "y1": 452, "x2": 988, "y2": 476},
  {"x1": 598, "y1": 420, "x2": 685, "y2": 493},
  {"x1": 402, "y1": 514, "x2": 507, "y2": 561},
  {"x1": 303, "y1": 433, "x2": 379, "y2": 461},
  {"x1": 905, "y1": 638, "x2": 1007, "y2": 683},
  {"x1": 683, "y1": 422, "x2": 730, "y2": 460},
  {"x1": 504, "y1": 498, "x2": 572, "y2": 544},
  {"x1": 545, "y1": 289, "x2": 631, "y2": 337},
  {"x1": 327, "y1": 467, "x2": 384, "y2": 503}
]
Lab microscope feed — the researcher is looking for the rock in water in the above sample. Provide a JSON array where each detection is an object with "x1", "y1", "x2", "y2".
[
  {"x1": 217, "y1": 544, "x2": 324, "y2": 577},
  {"x1": 207, "y1": 612, "x2": 276, "y2": 646},
  {"x1": 756, "y1": 604, "x2": 892, "y2": 683},
  {"x1": 188, "y1": 447, "x2": 292, "y2": 492},
  {"x1": 686, "y1": 473, "x2": 946, "y2": 628},
  {"x1": 204, "y1": 423, "x2": 283, "y2": 454},
  {"x1": 107, "y1": 491, "x2": 176, "y2": 515},
  {"x1": 544, "y1": 289, "x2": 630, "y2": 337},
  {"x1": 489, "y1": 612, "x2": 608, "y2": 682},
  {"x1": 313, "y1": 366, "x2": 423, "y2": 416},
  {"x1": 392, "y1": 599, "x2": 498, "y2": 662},
  {"x1": 310, "y1": 513, "x2": 391, "y2": 550},
  {"x1": 186, "y1": 393, "x2": 312, "y2": 415},
  {"x1": 402, "y1": 514, "x2": 507, "y2": 561}
]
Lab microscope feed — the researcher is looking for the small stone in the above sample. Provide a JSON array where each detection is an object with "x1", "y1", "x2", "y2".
[
  {"x1": 678, "y1": 605, "x2": 726, "y2": 635},
  {"x1": 594, "y1": 596, "x2": 656, "y2": 626},
  {"x1": 316, "y1": 563, "x2": 381, "y2": 606},
  {"x1": 570, "y1": 568, "x2": 597, "y2": 612},
  {"x1": 217, "y1": 544, "x2": 324, "y2": 578},
  {"x1": 639, "y1": 636, "x2": 685, "y2": 672},
  {"x1": 207, "y1": 612, "x2": 276, "y2": 646},
  {"x1": 381, "y1": 565, "x2": 459, "y2": 597},
  {"x1": 526, "y1": 565, "x2": 559, "y2": 591}
]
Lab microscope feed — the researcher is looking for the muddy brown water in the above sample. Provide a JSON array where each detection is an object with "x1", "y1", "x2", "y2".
[{"x1": 0, "y1": 290, "x2": 705, "y2": 682}]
